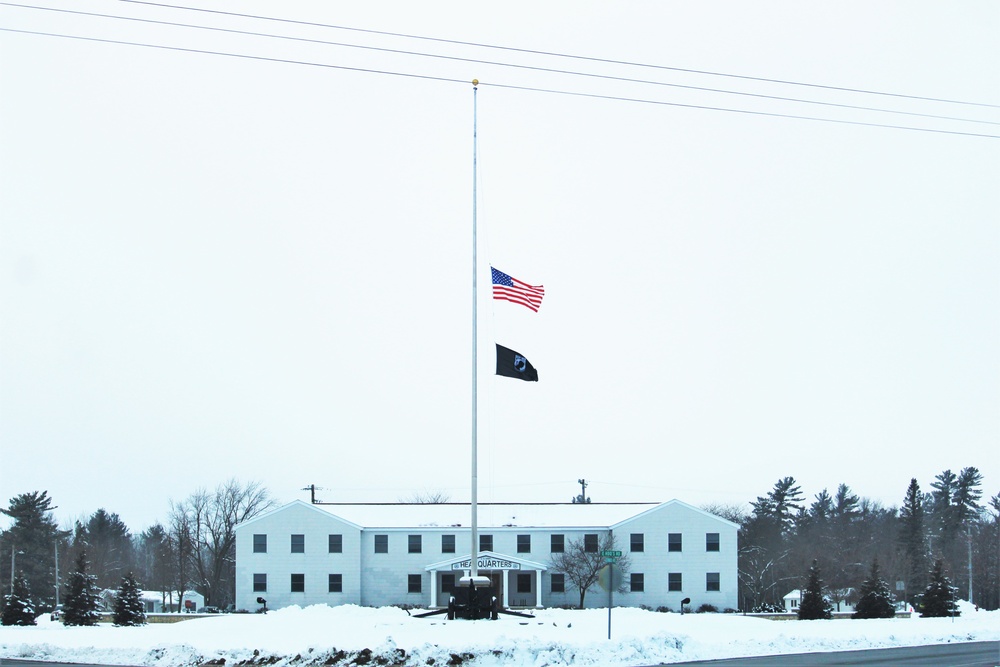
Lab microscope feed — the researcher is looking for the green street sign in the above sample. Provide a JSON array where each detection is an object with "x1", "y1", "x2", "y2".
[{"x1": 600, "y1": 550, "x2": 622, "y2": 558}]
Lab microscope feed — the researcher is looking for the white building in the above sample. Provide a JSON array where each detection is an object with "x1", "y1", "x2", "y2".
[{"x1": 234, "y1": 499, "x2": 738, "y2": 612}]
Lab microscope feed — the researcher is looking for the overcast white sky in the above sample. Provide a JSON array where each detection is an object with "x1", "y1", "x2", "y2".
[{"x1": 1, "y1": 1, "x2": 997, "y2": 533}]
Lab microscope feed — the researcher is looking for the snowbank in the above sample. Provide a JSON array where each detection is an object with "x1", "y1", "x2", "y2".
[{"x1": 1, "y1": 602, "x2": 997, "y2": 666}]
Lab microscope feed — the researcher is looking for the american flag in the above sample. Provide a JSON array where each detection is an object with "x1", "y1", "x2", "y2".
[{"x1": 491, "y1": 266, "x2": 544, "y2": 312}]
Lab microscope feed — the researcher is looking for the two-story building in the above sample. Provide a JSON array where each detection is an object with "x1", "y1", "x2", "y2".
[{"x1": 234, "y1": 499, "x2": 738, "y2": 611}]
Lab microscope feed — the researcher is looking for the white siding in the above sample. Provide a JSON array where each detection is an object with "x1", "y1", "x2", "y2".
[{"x1": 235, "y1": 499, "x2": 738, "y2": 612}]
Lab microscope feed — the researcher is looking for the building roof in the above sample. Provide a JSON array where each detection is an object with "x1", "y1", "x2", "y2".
[{"x1": 236, "y1": 499, "x2": 737, "y2": 530}]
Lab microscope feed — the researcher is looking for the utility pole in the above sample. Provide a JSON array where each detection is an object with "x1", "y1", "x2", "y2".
[
  {"x1": 301, "y1": 485, "x2": 322, "y2": 504},
  {"x1": 573, "y1": 479, "x2": 590, "y2": 504},
  {"x1": 54, "y1": 540, "x2": 60, "y2": 607}
]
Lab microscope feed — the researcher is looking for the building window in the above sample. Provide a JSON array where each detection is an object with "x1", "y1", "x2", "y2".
[
  {"x1": 706, "y1": 533, "x2": 720, "y2": 552},
  {"x1": 630, "y1": 533, "x2": 644, "y2": 552},
  {"x1": 707, "y1": 572, "x2": 720, "y2": 592},
  {"x1": 442, "y1": 534, "x2": 455, "y2": 553},
  {"x1": 253, "y1": 534, "x2": 267, "y2": 553},
  {"x1": 551, "y1": 573, "x2": 565, "y2": 593},
  {"x1": 253, "y1": 573, "x2": 267, "y2": 592},
  {"x1": 668, "y1": 572, "x2": 682, "y2": 592},
  {"x1": 668, "y1": 533, "x2": 682, "y2": 552},
  {"x1": 479, "y1": 534, "x2": 493, "y2": 552},
  {"x1": 408, "y1": 535, "x2": 422, "y2": 554},
  {"x1": 408, "y1": 574, "x2": 422, "y2": 594},
  {"x1": 584, "y1": 534, "x2": 599, "y2": 553},
  {"x1": 441, "y1": 574, "x2": 455, "y2": 594},
  {"x1": 631, "y1": 573, "x2": 644, "y2": 592},
  {"x1": 551, "y1": 534, "x2": 564, "y2": 553},
  {"x1": 517, "y1": 534, "x2": 531, "y2": 553},
  {"x1": 328, "y1": 534, "x2": 343, "y2": 553},
  {"x1": 291, "y1": 534, "x2": 305, "y2": 553},
  {"x1": 374, "y1": 534, "x2": 388, "y2": 553},
  {"x1": 517, "y1": 574, "x2": 532, "y2": 594},
  {"x1": 328, "y1": 574, "x2": 342, "y2": 593},
  {"x1": 290, "y1": 574, "x2": 304, "y2": 593}
]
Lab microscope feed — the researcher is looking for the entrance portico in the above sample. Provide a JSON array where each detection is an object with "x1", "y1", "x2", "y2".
[{"x1": 425, "y1": 551, "x2": 548, "y2": 609}]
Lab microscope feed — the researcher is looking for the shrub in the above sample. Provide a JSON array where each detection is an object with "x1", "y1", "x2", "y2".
[{"x1": 696, "y1": 603, "x2": 718, "y2": 613}]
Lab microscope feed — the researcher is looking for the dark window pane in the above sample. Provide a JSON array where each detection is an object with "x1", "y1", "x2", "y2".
[
  {"x1": 441, "y1": 574, "x2": 455, "y2": 593},
  {"x1": 668, "y1": 572, "x2": 682, "y2": 592},
  {"x1": 253, "y1": 534, "x2": 267, "y2": 553},
  {"x1": 668, "y1": 533, "x2": 682, "y2": 552},
  {"x1": 517, "y1": 573, "x2": 531, "y2": 593},
  {"x1": 328, "y1": 534, "x2": 343, "y2": 553},
  {"x1": 374, "y1": 535, "x2": 388, "y2": 553},
  {"x1": 408, "y1": 574, "x2": 422, "y2": 594},
  {"x1": 479, "y1": 534, "x2": 493, "y2": 552},
  {"x1": 253, "y1": 573, "x2": 267, "y2": 592},
  {"x1": 707, "y1": 572, "x2": 720, "y2": 592},
  {"x1": 408, "y1": 535, "x2": 422, "y2": 554},
  {"x1": 630, "y1": 533, "x2": 644, "y2": 552},
  {"x1": 551, "y1": 534, "x2": 564, "y2": 553},
  {"x1": 551, "y1": 573, "x2": 565, "y2": 593},
  {"x1": 291, "y1": 534, "x2": 305, "y2": 553},
  {"x1": 706, "y1": 533, "x2": 720, "y2": 552},
  {"x1": 631, "y1": 573, "x2": 644, "y2": 592},
  {"x1": 290, "y1": 573, "x2": 304, "y2": 592},
  {"x1": 328, "y1": 574, "x2": 342, "y2": 593},
  {"x1": 517, "y1": 534, "x2": 531, "y2": 553},
  {"x1": 442, "y1": 534, "x2": 456, "y2": 553}
]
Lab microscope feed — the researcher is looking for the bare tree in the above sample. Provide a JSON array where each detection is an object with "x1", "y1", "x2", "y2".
[
  {"x1": 549, "y1": 533, "x2": 630, "y2": 609},
  {"x1": 186, "y1": 479, "x2": 275, "y2": 608},
  {"x1": 400, "y1": 491, "x2": 451, "y2": 504},
  {"x1": 167, "y1": 500, "x2": 195, "y2": 612}
]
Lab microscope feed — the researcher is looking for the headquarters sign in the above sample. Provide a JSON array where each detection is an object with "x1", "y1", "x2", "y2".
[{"x1": 451, "y1": 557, "x2": 521, "y2": 571}]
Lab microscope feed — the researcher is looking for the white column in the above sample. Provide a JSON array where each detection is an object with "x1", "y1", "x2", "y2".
[
  {"x1": 430, "y1": 572, "x2": 438, "y2": 608},
  {"x1": 536, "y1": 570, "x2": 543, "y2": 608}
]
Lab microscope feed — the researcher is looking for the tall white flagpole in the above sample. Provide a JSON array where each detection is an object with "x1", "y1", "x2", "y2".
[{"x1": 470, "y1": 79, "x2": 479, "y2": 581}]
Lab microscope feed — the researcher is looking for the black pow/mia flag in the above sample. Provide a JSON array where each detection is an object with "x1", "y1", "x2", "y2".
[{"x1": 495, "y1": 344, "x2": 539, "y2": 382}]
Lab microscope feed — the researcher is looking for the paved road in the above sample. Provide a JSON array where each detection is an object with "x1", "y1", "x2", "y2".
[{"x1": 668, "y1": 641, "x2": 1000, "y2": 666}]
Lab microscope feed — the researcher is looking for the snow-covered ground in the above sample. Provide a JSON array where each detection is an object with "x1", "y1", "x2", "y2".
[{"x1": 1, "y1": 601, "x2": 997, "y2": 666}]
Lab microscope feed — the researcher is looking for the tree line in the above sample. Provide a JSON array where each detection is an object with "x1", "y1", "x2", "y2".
[
  {"x1": 710, "y1": 467, "x2": 999, "y2": 612},
  {"x1": 2, "y1": 469, "x2": 997, "y2": 617},
  {"x1": 0, "y1": 479, "x2": 275, "y2": 614}
]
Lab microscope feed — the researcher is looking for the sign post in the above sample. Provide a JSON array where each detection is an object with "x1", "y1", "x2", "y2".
[{"x1": 600, "y1": 550, "x2": 622, "y2": 640}]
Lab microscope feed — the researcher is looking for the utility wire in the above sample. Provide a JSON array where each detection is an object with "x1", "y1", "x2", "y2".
[
  {"x1": 118, "y1": 0, "x2": 1000, "y2": 110},
  {"x1": 2, "y1": 27, "x2": 998, "y2": 140},
  {"x1": 3, "y1": 2, "x2": 996, "y2": 127}
]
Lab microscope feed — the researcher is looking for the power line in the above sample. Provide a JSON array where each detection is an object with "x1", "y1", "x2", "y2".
[
  {"x1": 2, "y1": 26, "x2": 997, "y2": 140},
  {"x1": 118, "y1": 0, "x2": 1000, "y2": 110},
  {"x1": 3, "y1": 2, "x2": 996, "y2": 128}
]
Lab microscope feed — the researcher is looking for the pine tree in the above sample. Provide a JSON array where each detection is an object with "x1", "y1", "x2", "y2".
[
  {"x1": 112, "y1": 572, "x2": 146, "y2": 626},
  {"x1": 61, "y1": 550, "x2": 101, "y2": 626},
  {"x1": 2, "y1": 491, "x2": 69, "y2": 610},
  {"x1": 1, "y1": 572, "x2": 37, "y2": 626},
  {"x1": 852, "y1": 557, "x2": 896, "y2": 619},
  {"x1": 919, "y1": 559, "x2": 960, "y2": 618},
  {"x1": 798, "y1": 559, "x2": 833, "y2": 620},
  {"x1": 897, "y1": 478, "x2": 928, "y2": 605}
]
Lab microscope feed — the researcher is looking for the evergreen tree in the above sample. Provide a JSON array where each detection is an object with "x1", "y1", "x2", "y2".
[
  {"x1": 852, "y1": 557, "x2": 896, "y2": 619},
  {"x1": 61, "y1": 550, "x2": 101, "y2": 626},
  {"x1": 897, "y1": 478, "x2": 928, "y2": 604},
  {"x1": 1, "y1": 491, "x2": 69, "y2": 610},
  {"x1": 112, "y1": 572, "x2": 146, "y2": 626},
  {"x1": 798, "y1": 559, "x2": 833, "y2": 620},
  {"x1": 1, "y1": 572, "x2": 36, "y2": 626},
  {"x1": 919, "y1": 559, "x2": 960, "y2": 618}
]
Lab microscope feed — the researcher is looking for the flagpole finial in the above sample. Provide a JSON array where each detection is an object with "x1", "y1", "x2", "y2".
[{"x1": 472, "y1": 79, "x2": 479, "y2": 88}]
